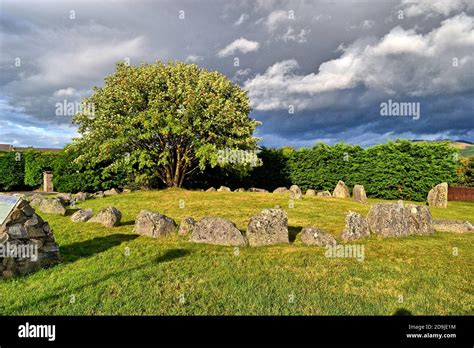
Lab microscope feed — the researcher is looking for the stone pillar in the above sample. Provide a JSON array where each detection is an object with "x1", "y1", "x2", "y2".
[{"x1": 43, "y1": 171, "x2": 54, "y2": 192}]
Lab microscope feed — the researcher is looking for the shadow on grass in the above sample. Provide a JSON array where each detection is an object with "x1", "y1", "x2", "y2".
[
  {"x1": 154, "y1": 249, "x2": 191, "y2": 263},
  {"x1": 120, "y1": 220, "x2": 136, "y2": 226},
  {"x1": 289, "y1": 226, "x2": 302, "y2": 243},
  {"x1": 7, "y1": 248, "x2": 192, "y2": 313},
  {"x1": 393, "y1": 308, "x2": 413, "y2": 316},
  {"x1": 60, "y1": 234, "x2": 139, "y2": 263},
  {"x1": 65, "y1": 208, "x2": 81, "y2": 216}
]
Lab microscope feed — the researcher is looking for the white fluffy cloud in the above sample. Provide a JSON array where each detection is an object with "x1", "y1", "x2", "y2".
[
  {"x1": 217, "y1": 37, "x2": 260, "y2": 57},
  {"x1": 245, "y1": 13, "x2": 474, "y2": 110},
  {"x1": 401, "y1": 0, "x2": 474, "y2": 17}
]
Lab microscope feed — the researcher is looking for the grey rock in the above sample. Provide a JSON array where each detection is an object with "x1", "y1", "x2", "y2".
[
  {"x1": 29, "y1": 193, "x2": 44, "y2": 207},
  {"x1": 300, "y1": 226, "x2": 336, "y2": 246},
  {"x1": 305, "y1": 189, "x2": 316, "y2": 196},
  {"x1": 341, "y1": 211, "x2": 370, "y2": 241},
  {"x1": 38, "y1": 198, "x2": 67, "y2": 216},
  {"x1": 427, "y1": 182, "x2": 448, "y2": 208},
  {"x1": 191, "y1": 217, "x2": 246, "y2": 246},
  {"x1": 273, "y1": 187, "x2": 289, "y2": 194},
  {"x1": 247, "y1": 208, "x2": 289, "y2": 246},
  {"x1": 94, "y1": 191, "x2": 105, "y2": 198},
  {"x1": 333, "y1": 181, "x2": 350, "y2": 198},
  {"x1": 432, "y1": 218, "x2": 473, "y2": 233},
  {"x1": 56, "y1": 193, "x2": 72, "y2": 205},
  {"x1": 217, "y1": 186, "x2": 231, "y2": 192},
  {"x1": 104, "y1": 188, "x2": 121, "y2": 196},
  {"x1": 317, "y1": 191, "x2": 332, "y2": 197},
  {"x1": 71, "y1": 209, "x2": 93, "y2": 223},
  {"x1": 289, "y1": 185, "x2": 302, "y2": 199},
  {"x1": 178, "y1": 217, "x2": 196, "y2": 235},
  {"x1": 206, "y1": 187, "x2": 217, "y2": 192},
  {"x1": 88, "y1": 206, "x2": 122, "y2": 227},
  {"x1": 367, "y1": 201, "x2": 434, "y2": 237},
  {"x1": 74, "y1": 192, "x2": 88, "y2": 202},
  {"x1": 234, "y1": 188, "x2": 246, "y2": 192},
  {"x1": 352, "y1": 185, "x2": 368, "y2": 204},
  {"x1": 133, "y1": 210, "x2": 176, "y2": 237}
]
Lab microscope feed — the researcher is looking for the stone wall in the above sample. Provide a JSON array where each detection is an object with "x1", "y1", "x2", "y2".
[{"x1": 0, "y1": 198, "x2": 59, "y2": 277}]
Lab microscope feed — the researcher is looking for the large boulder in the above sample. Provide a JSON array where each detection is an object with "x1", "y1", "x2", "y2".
[
  {"x1": 234, "y1": 188, "x2": 246, "y2": 192},
  {"x1": 217, "y1": 186, "x2": 231, "y2": 192},
  {"x1": 332, "y1": 181, "x2": 350, "y2": 198},
  {"x1": 0, "y1": 198, "x2": 59, "y2": 277},
  {"x1": 56, "y1": 193, "x2": 72, "y2": 205},
  {"x1": 178, "y1": 217, "x2": 196, "y2": 236},
  {"x1": 29, "y1": 194, "x2": 44, "y2": 207},
  {"x1": 70, "y1": 209, "x2": 93, "y2": 223},
  {"x1": 88, "y1": 207, "x2": 122, "y2": 227},
  {"x1": 74, "y1": 192, "x2": 88, "y2": 202},
  {"x1": 427, "y1": 182, "x2": 448, "y2": 208},
  {"x1": 133, "y1": 210, "x2": 176, "y2": 237},
  {"x1": 94, "y1": 191, "x2": 105, "y2": 199},
  {"x1": 38, "y1": 198, "x2": 67, "y2": 216},
  {"x1": 206, "y1": 187, "x2": 217, "y2": 192},
  {"x1": 305, "y1": 189, "x2": 316, "y2": 196},
  {"x1": 191, "y1": 217, "x2": 246, "y2": 246},
  {"x1": 352, "y1": 185, "x2": 368, "y2": 204},
  {"x1": 340, "y1": 211, "x2": 370, "y2": 241},
  {"x1": 273, "y1": 187, "x2": 289, "y2": 194},
  {"x1": 289, "y1": 185, "x2": 302, "y2": 199},
  {"x1": 317, "y1": 191, "x2": 332, "y2": 198},
  {"x1": 246, "y1": 208, "x2": 289, "y2": 246},
  {"x1": 432, "y1": 219, "x2": 473, "y2": 233},
  {"x1": 300, "y1": 226, "x2": 336, "y2": 246},
  {"x1": 104, "y1": 188, "x2": 121, "y2": 196},
  {"x1": 367, "y1": 201, "x2": 434, "y2": 237}
]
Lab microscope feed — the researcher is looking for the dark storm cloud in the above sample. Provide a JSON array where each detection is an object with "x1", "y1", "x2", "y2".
[{"x1": 0, "y1": 0, "x2": 473, "y2": 147}]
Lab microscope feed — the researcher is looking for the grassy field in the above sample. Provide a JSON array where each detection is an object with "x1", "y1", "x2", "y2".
[{"x1": 0, "y1": 189, "x2": 473, "y2": 315}]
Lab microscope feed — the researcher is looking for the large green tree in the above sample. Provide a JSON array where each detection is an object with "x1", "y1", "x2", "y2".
[{"x1": 71, "y1": 61, "x2": 260, "y2": 188}]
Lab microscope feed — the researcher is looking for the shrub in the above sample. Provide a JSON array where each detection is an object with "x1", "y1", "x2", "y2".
[{"x1": 0, "y1": 152, "x2": 26, "y2": 191}]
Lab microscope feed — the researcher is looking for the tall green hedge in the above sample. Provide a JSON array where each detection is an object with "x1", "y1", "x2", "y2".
[
  {"x1": 0, "y1": 152, "x2": 25, "y2": 191},
  {"x1": 287, "y1": 140, "x2": 458, "y2": 201}
]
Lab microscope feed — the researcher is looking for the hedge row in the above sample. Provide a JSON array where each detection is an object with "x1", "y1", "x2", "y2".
[{"x1": 1, "y1": 140, "x2": 469, "y2": 202}]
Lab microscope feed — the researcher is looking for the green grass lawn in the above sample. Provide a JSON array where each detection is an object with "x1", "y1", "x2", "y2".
[{"x1": 1, "y1": 189, "x2": 473, "y2": 315}]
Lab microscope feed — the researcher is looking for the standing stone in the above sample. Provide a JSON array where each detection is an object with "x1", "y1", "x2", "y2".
[
  {"x1": 352, "y1": 185, "x2": 368, "y2": 204},
  {"x1": 88, "y1": 206, "x2": 122, "y2": 227},
  {"x1": 56, "y1": 193, "x2": 72, "y2": 205},
  {"x1": 104, "y1": 188, "x2": 121, "y2": 196},
  {"x1": 29, "y1": 194, "x2": 44, "y2": 207},
  {"x1": 432, "y1": 219, "x2": 473, "y2": 233},
  {"x1": 332, "y1": 181, "x2": 350, "y2": 198},
  {"x1": 341, "y1": 211, "x2": 370, "y2": 241},
  {"x1": 217, "y1": 186, "x2": 231, "y2": 192},
  {"x1": 317, "y1": 191, "x2": 332, "y2": 197},
  {"x1": 191, "y1": 217, "x2": 246, "y2": 246},
  {"x1": 38, "y1": 198, "x2": 67, "y2": 216},
  {"x1": 234, "y1": 188, "x2": 246, "y2": 192},
  {"x1": 43, "y1": 171, "x2": 53, "y2": 192},
  {"x1": 206, "y1": 187, "x2": 217, "y2": 192},
  {"x1": 94, "y1": 191, "x2": 105, "y2": 198},
  {"x1": 74, "y1": 192, "x2": 88, "y2": 202},
  {"x1": 305, "y1": 189, "x2": 316, "y2": 196},
  {"x1": 289, "y1": 185, "x2": 302, "y2": 199},
  {"x1": 273, "y1": 187, "x2": 289, "y2": 194},
  {"x1": 178, "y1": 217, "x2": 196, "y2": 235},
  {"x1": 133, "y1": 210, "x2": 176, "y2": 237},
  {"x1": 246, "y1": 208, "x2": 289, "y2": 246},
  {"x1": 70, "y1": 209, "x2": 93, "y2": 223},
  {"x1": 367, "y1": 201, "x2": 433, "y2": 237},
  {"x1": 300, "y1": 226, "x2": 336, "y2": 246},
  {"x1": 427, "y1": 182, "x2": 448, "y2": 208}
]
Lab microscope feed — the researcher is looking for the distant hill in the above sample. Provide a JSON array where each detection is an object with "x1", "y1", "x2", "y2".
[{"x1": 411, "y1": 139, "x2": 474, "y2": 157}]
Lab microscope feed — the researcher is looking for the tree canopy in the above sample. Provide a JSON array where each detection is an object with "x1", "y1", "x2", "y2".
[{"x1": 71, "y1": 61, "x2": 260, "y2": 187}]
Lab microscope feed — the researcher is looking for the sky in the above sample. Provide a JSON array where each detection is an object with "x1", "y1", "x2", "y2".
[{"x1": 0, "y1": 0, "x2": 473, "y2": 149}]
